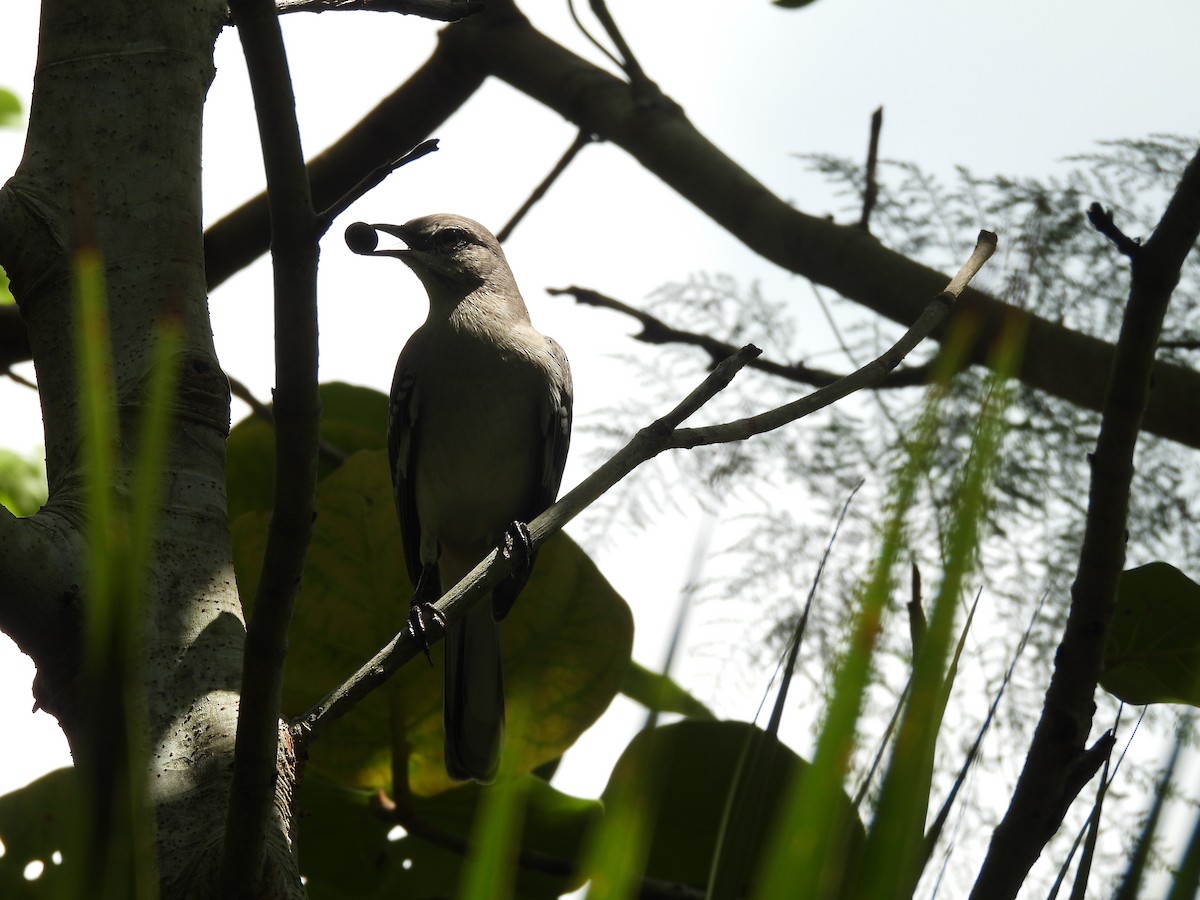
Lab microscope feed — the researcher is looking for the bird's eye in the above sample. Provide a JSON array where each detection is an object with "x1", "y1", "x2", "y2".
[{"x1": 435, "y1": 227, "x2": 470, "y2": 253}]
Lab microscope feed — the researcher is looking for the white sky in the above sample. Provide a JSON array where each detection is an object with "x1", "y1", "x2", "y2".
[{"x1": 1, "y1": 0, "x2": 1199, "y2": 889}]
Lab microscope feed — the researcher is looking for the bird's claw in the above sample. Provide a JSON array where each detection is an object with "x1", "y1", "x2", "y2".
[
  {"x1": 501, "y1": 520, "x2": 533, "y2": 571},
  {"x1": 407, "y1": 601, "x2": 446, "y2": 666}
]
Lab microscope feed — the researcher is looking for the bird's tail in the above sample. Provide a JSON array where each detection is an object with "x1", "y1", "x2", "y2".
[{"x1": 443, "y1": 600, "x2": 504, "y2": 783}]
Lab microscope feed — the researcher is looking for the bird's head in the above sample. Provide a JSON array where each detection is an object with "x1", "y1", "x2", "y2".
[{"x1": 346, "y1": 214, "x2": 515, "y2": 301}]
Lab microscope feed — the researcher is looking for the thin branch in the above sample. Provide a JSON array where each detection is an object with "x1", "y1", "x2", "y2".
[
  {"x1": 972, "y1": 146, "x2": 1200, "y2": 900},
  {"x1": 1159, "y1": 338, "x2": 1200, "y2": 351},
  {"x1": 1085, "y1": 203, "x2": 1142, "y2": 259},
  {"x1": 292, "y1": 230, "x2": 995, "y2": 745},
  {"x1": 3, "y1": 366, "x2": 36, "y2": 389},
  {"x1": 587, "y1": 0, "x2": 647, "y2": 86},
  {"x1": 313, "y1": 139, "x2": 439, "y2": 234},
  {"x1": 859, "y1": 106, "x2": 883, "y2": 232},
  {"x1": 565, "y1": 0, "x2": 623, "y2": 71},
  {"x1": 274, "y1": 0, "x2": 484, "y2": 20},
  {"x1": 497, "y1": 130, "x2": 597, "y2": 243},
  {"x1": 222, "y1": 0, "x2": 321, "y2": 892},
  {"x1": 550, "y1": 284, "x2": 934, "y2": 389}
]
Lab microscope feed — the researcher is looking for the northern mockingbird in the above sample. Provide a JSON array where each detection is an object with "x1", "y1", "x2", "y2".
[{"x1": 348, "y1": 214, "x2": 573, "y2": 783}]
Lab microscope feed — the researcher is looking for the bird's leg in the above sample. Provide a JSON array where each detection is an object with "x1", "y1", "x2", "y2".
[{"x1": 407, "y1": 565, "x2": 446, "y2": 666}]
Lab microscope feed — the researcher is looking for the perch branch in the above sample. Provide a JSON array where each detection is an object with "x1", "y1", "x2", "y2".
[
  {"x1": 293, "y1": 229, "x2": 995, "y2": 745},
  {"x1": 971, "y1": 146, "x2": 1200, "y2": 900}
]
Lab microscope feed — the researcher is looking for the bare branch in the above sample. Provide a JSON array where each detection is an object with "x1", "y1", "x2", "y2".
[
  {"x1": 550, "y1": 284, "x2": 934, "y2": 389},
  {"x1": 497, "y1": 130, "x2": 597, "y2": 243},
  {"x1": 859, "y1": 106, "x2": 883, "y2": 232},
  {"x1": 1086, "y1": 202, "x2": 1142, "y2": 259}
]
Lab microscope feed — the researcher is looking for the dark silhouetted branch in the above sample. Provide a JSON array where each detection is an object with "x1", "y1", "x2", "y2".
[
  {"x1": 971, "y1": 145, "x2": 1200, "y2": 900},
  {"x1": 859, "y1": 106, "x2": 883, "y2": 232}
]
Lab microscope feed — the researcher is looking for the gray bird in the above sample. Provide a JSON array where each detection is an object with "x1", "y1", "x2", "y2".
[{"x1": 350, "y1": 214, "x2": 573, "y2": 783}]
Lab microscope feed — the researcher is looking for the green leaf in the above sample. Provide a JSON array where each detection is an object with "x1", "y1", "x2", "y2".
[
  {"x1": 0, "y1": 768, "x2": 80, "y2": 898},
  {"x1": 599, "y1": 720, "x2": 864, "y2": 892},
  {"x1": 0, "y1": 449, "x2": 47, "y2": 516},
  {"x1": 232, "y1": 449, "x2": 633, "y2": 796},
  {"x1": 1, "y1": 265, "x2": 13, "y2": 305},
  {"x1": 1102, "y1": 562, "x2": 1200, "y2": 706},
  {"x1": 0, "y1": 88, "x2": 21, "y2": 129},
  {"x1": 225, "y1": 381, "x2": 389, "y2": 521},
  {"x1": 297, "y1": 774, "x2": 599, "y2": 899},
  {"x1": 620, "y1": 661, "x2": 714, "y2": 719}
]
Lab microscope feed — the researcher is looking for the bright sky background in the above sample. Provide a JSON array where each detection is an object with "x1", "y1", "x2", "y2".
[{"x1": 1, "y1": 0, "x2": 1199, "y2": 889}]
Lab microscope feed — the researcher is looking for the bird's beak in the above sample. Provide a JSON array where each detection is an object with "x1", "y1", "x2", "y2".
[
  {"x1": 369, "y1": 223, "x2": 415, "y2": 259},
  {"x1": 345, "y1": 221, "x2": 471, "y2": 287},
  {"x1": 342, "y1": 221, "x2": 419, "y2": 261}
]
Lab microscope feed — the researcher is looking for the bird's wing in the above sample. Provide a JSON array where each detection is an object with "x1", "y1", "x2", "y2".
[
  {"x1": 388, "y1": 346, "x2": 425, "y2": 589},
  {"x1": 538, "y1": 336, "x2": 574, "y2": 511},
  {"x1": 493, "y1": 336, "x2": 574, "y2": 622}
]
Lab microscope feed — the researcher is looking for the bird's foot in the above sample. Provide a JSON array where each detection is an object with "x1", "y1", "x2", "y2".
[
  {"x1": 406, "y1": 601, "x2": 446, "y2": 667},
  {"x1": 501, "y1": 520, "x2": 534, "y2": 573}
]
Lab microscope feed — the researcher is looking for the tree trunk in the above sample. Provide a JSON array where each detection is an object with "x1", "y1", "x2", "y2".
[{"x1": 0, "y1": 1, "x2": 299, "y2": 895}]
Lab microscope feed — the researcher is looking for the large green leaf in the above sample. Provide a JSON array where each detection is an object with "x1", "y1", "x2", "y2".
[
  {"x1": 620, "y1": 660, "x2": 714, "y2": 719},
  {"x1": 1102, "y1": 562, "x2": 1200, "y2": 706},
  {"x1": 226, "y1": 381, "x2": 389, "y2": 521},
  {"x1": 0, "y1": 449, "x2": 47, "y2": 516},
  {"x1": 0, "y1": 768, "x2": 79, "y2": 899},
  {"x1": 0, "y1": 88, "x2": 20, "y2": 128},
  {"x1": 599, "y1": 720, "x2": 864, "y2": 892},
  {"x1": 232, "y1": 449, "x2": 633, "y2": 796}
]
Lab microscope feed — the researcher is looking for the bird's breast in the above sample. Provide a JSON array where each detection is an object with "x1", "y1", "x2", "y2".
[{"x1": 410, "y1": 337, "x2": 546, "y2": 556}]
